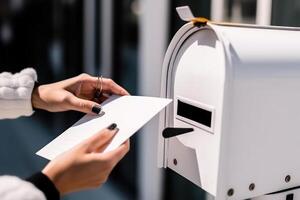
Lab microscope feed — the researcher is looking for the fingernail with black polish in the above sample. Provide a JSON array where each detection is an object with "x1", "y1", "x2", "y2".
[
  {"x1": 92, "y1": 105, "x2": 102, "y2": 114},
  {"x1": 108, "y1": 123, "x2": 117, "y2": 130}
]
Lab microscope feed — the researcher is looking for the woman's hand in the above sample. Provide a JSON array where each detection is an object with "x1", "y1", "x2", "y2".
[
  {"x1": 42, "y1": 123, "x2": 129, "y2": 195},
  {"x1": 32, "y1": 73, "x2": 129, "y2": 114}
]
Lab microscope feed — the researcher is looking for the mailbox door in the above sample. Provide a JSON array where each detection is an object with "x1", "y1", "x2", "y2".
[{"x1": 162, "y1": 26, "x2": 227, "y2": 196}]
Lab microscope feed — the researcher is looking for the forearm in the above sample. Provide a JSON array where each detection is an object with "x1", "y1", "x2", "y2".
[{"x1": 0, "y1": 68, "x2": 37, "y2": 119}]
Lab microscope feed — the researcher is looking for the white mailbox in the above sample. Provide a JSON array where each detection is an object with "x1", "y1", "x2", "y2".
[{"x1": 158, "y1": 6, "x2": 300, "y2": 200}]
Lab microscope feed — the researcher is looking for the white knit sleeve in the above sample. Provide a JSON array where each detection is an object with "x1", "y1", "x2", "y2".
[
  {"x1": 0, "y1": 176, "x2": 46, "y2": 200},
  {"x1": 0, "y1": 68, "x2": 37, "y2": 119}
]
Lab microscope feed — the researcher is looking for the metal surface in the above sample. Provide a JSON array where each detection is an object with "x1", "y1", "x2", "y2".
[{"x1": 159, "y1": 20, "x2": 300, "y2": 200}]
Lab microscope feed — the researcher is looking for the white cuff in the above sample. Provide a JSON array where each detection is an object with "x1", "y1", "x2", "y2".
[
  {"x1": 0, "y1": 68, "x2": 37, "y2": 119},
  {"x1": 0, "y1": 176, "x2": 46, "y2": 200}
]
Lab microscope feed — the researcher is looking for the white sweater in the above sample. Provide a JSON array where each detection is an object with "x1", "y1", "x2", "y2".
[
  {"x1": 0, "y1": 68, "x2": 47, "y2": 200},
  {"x1": 0, "y1": 176, "x2": 46, "y2": 200},
  {"x1": 0, "y1": 68, "x2": 37, "y2": 119}
]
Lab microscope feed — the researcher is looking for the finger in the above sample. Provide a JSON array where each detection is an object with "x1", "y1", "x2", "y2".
[
  {"x1": 84, "y1": 123, "x2": 118, "y2": 153},
  {"x1": 99, "y1": 139, "x2": 130, "y2": 164},
  {"x1": 86, "y1": 76, "x2": 129, "y2": 96},
  {"x1": 67, "y1": 95, "x2": 102, "y2": 114},
  {"x1": 98, "y1": 95, "x2": 108, "y2": 103},
  {"x1": 93, "y1": 97, "x2": 103, "y2": 104},
  {"x1": 93, "y1": 128, "x2": 120, "y2": 153},
  {"x1": 103, "y1": 79, "x2": 130, "y2": 96}
]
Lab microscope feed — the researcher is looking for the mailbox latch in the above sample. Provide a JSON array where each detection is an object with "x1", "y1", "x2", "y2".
[{"x1": 162, "y1": 127, "x2": 194, "y2": 138}]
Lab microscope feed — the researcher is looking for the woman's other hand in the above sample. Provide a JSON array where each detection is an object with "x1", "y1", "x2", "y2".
[
  {"x1": 32, "y1": 73, "x2": 129, "y2": 114},
  {"x1": 42, "y1": 123, "x2": 129, "y2": 195}
]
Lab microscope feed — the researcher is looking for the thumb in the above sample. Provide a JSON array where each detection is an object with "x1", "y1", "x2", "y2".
[{"x1": 68, "y1": 95, "x2": 102, "y2": 114}]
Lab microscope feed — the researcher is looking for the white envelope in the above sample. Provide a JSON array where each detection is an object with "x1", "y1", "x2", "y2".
[{"x1": 36, "y1": 95, "x2": 172, "y2": 160}]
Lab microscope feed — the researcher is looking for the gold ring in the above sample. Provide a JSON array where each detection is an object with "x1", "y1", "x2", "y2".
[
  {"x1": 100, "y1": 75, "x2": 103, "y2": 94},
  {"x1": 94, "y1": 75, "x2": 103, "y2": 99}
]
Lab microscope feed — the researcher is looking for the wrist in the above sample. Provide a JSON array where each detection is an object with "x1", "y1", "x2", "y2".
[
  {"x1": 42, "y1": 162, "x2": 66, "y2": 195},
  {"x1": 31, "y1": 83, "x2": 44, "y2": 110}
]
